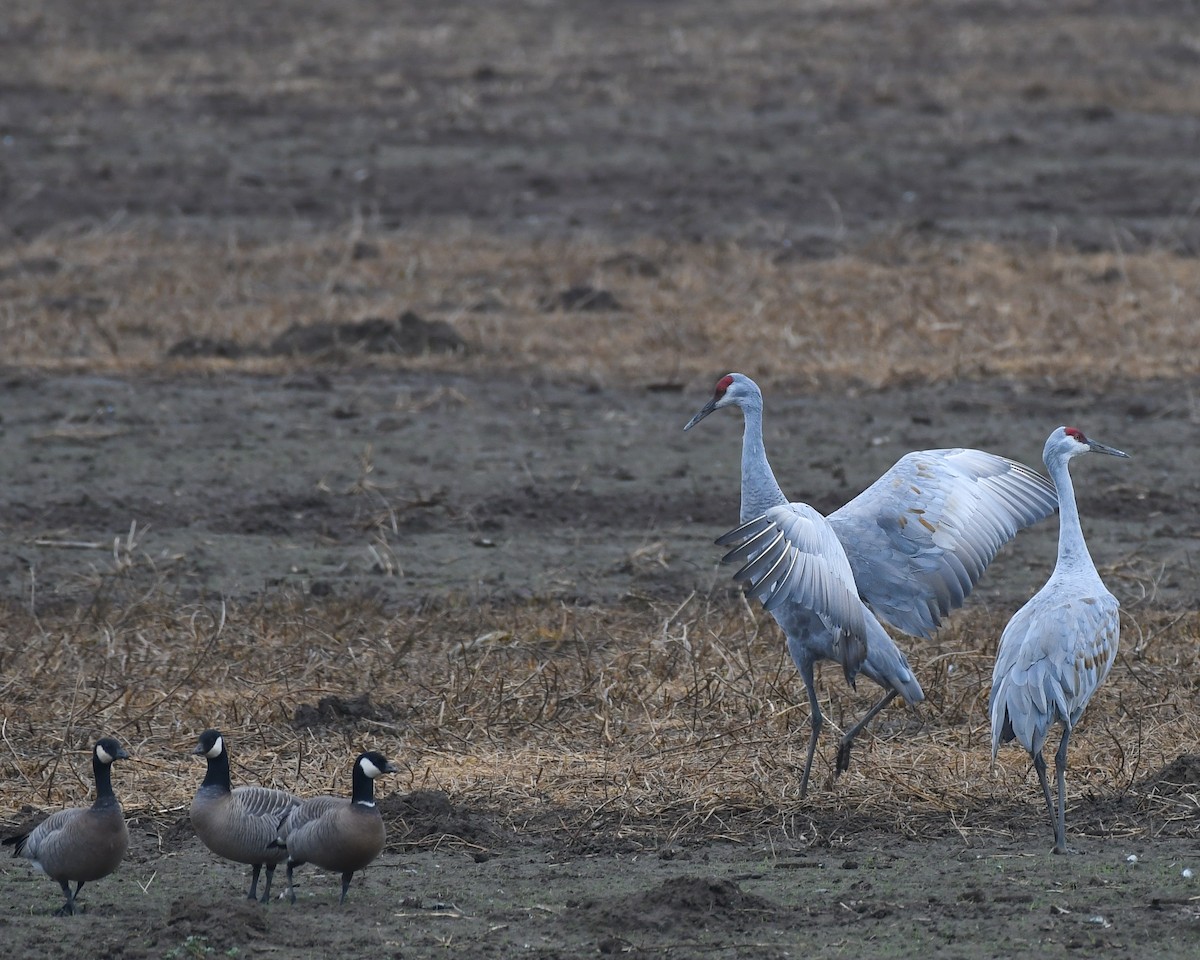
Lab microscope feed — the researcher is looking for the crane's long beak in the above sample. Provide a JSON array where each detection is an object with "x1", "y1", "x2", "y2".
[
  {"x1": 1088, "y1": 439, "x2": 1130, "y2": 458},
  {"x1": 683, "y1": 398, "x2": 718, "y2": 431}
]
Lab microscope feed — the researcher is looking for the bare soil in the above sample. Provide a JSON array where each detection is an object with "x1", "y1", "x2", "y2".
[{"x1": 3, "y1": 2, "x2": 1200, "y2": 959}]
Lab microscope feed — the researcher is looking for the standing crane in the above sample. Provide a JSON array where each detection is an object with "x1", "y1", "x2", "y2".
[
  {"x1": 685, "y1": 373, "x2": 1059, "y2": 797},
  {"x1": 990, "y1": 426, "x2": 1128, "y2": 853}
]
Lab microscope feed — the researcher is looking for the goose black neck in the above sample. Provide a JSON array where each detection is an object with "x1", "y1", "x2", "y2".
[
  {"x1": 201, "y1": 748, "x2": 232, "y2": 792},
  {"x1": 350, "y1": 764, "x2": 377, "y2": 806},
  {"x1": 92, "y1": 754, "x2": 118, "y2": 808}
]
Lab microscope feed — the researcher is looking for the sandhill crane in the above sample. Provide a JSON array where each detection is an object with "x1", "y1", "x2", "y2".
[
  {"x1": 990, "y1": 426, "x2": 1128, "y2": 853},
  {"x1": 685, "y1": 373, "x2": 1058, "y2": 797}
]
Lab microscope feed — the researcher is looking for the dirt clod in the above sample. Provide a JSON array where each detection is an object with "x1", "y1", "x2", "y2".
[
  {"x1": 385, "y1": 790, "x2": 506, "y2": 847},
  {"x1": 585, "y1": 877, "x2": 777, "y2": 932},
  {"x1": 1137, "y1": 754, "x2": 1200, "y2": 797},
  {"x1": 268, "y1": 313, "x2": 465, "y2": 358},
  {"x1": 539, "y1": 286, "x2": 624, "y2": 312}
]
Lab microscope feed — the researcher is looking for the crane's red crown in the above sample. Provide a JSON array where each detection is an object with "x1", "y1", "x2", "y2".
[
  {"x1": 715, "y1": 374, "x2": 734, "y2": 396},
  {"x1": 1064, "y1": 427, "x2": 1087, "y2": 443}
]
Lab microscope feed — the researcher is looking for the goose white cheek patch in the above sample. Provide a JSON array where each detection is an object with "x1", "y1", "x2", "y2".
[
  {"x1": 96, "y1": 744, "x2": 114, "y2": 764},
  {"x1": 206, "y1": 736, "x2": 224, "y2": 759},
  {"x1": 359, "y1": 756, "x2": 383, "y2": 779}
]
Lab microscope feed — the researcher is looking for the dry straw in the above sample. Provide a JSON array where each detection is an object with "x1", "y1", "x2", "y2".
[
  {"x1": 2, "y1": 588, "x2": 1197, "y2": 849},
  {"x1": 2, "y1": 225, "x2": 1199, "y2": 388}
]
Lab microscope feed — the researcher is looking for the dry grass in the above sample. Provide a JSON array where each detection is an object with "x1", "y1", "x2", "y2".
[
  {"x1": 2, "y1": 588, "x2": 1198, "y2": 847},
  {"x1": 2, "y1": 224, "x2": 1199, "y2": 389}
]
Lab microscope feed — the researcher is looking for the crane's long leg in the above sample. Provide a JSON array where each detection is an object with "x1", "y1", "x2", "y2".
[
  {"x1": 797, "y1": 664, "x2": 824, "y2": 800},
  {"x1": 835, "y1": 689, "x2": 898, "y2": 776},
  {"x1": 1053, "y1": 729, "x2": 1072, "y2": 855},
  {"x1": 1033, "y1": 753, "x2": 1054, "y2": 822}
]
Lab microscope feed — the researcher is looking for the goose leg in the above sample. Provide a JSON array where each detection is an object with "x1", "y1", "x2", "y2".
[
  {"x1": 835, "y1": 689, "x2": 898, "y2": 776},
  {"x1": 54, "y1": 879, "x2": 75, "y2": 916},
  {"x1": 1053, "y1": 730, "x2": 1072, "y2": 855},
  {"x1": 247, "y1": 863, "x2": 262, "y2": 901},
  {"x1": 286, "y1": 862, "x2": 297, "y2": 904},
  {"x1": 261, "y1": 864, "x2": 276, "y2": 902},
  {"x1": 338, "y1": 871, "x2": 354, "y2": 905},
  {"x1": 53, "y1": 881, "x2": 85, "y2": 916}
]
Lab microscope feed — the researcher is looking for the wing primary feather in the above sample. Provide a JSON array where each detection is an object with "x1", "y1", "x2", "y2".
[
  {"x1": 718, "y1": 524, "x2": 782, "y2": 567},
  {"x1": 740, "y1": 539, "x2": 795, "y2": 601},
  {"x1": 714, "y1": 515, "x2": 774, "y2": 548},
  {"x1": 728, "y1": 530, "x2": 788, "y2": 583},
  {"x1": 759, "y1": 547, "x2": 802, "y2": 611}
]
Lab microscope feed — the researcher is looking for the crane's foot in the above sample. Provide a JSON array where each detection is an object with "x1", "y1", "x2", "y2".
[{"x1": 835, "y1": 740, "x2": 853, "y2": 775}]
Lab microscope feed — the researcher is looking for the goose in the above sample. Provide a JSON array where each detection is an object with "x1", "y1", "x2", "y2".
[
  {"x1": 276, "y1": 750, "x2": 397, "y2": 905},
  {"x1": 3, "y1": 737, "x2": 130, "y2": 915},
  {"x1": 190, "y1": 729, "x2": 299, "y2": 902}
]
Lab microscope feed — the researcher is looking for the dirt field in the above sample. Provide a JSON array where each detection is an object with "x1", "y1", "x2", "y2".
[{"x1": 3, "y1": 1, "x2": 1200, "y2": 958}]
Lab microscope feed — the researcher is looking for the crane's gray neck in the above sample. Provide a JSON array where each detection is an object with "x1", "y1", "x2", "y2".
[
  {"x1": 738, "y1": 395, "x2": 788, "y2": 523},
  {"x1": 1048, "y1": 455, "x2": 1094, "y2": 572},
  {"x1": 92, "y1": 755, "x2": 118, "y2": 809}
]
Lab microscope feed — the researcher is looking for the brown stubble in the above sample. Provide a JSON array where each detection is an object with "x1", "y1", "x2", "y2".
[
  {"x1": 2, "y1": 227, "x2": 1199, "y2": 388},
  {"x1": 2, "y1": 587, "x2": 1198, "y2": 848}
]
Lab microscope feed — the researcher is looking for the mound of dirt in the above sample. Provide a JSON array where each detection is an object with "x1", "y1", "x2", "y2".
[
  {"x1": 166, "y1": 336, "x2": 251, "y2": 359},
  {"x1": 383, "y1": 789, "x2": 506, "y2": 848},
  {"x1": 167, "y1": 311, "x2": 468, "y2": 360},
  {"x1": 292, "y1": 693, "x2": 389, "y2": 729},
  {"x1": 1136, "y1": 754, "x2": 1200, "y2": 797},
  {"x1": 581, "y1": 876, "x2": 778, "y2": 932},
  {"x1": 164, "y1": 895, "x2": 269, "y2": 952},
  {"x1": 267, "y1": 312, "x2": 465, "y2": 357},
  {"x1": 539, "y1": 285, "x2": 624, "y2": 312}
]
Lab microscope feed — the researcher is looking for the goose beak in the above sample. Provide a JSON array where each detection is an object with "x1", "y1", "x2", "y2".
[
  {"x1": 383, "y1": 760, "x2": 399, "y2": 774},
  {"x1": 1088, "y1": 439, "x2": 1130, "y2": 459},
  {"x1": 114, "y1": 747, "x2": 131, "y2": 761},
  {"x1": 192, "y1": 744, "x2": 206, "y2": 755},
  {"x1": 683, "y1": 398, "x2": 718, "y2": 431}
]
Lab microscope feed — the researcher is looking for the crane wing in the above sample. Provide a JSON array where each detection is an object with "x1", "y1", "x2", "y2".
[
  {"x1": 716, "y1": 503, "x2": 868, "y2": 680},
  {"x1": 827, "y1": 448, "x2": 1058, "y2": 639}
]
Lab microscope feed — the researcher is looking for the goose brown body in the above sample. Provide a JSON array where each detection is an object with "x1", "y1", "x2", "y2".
[
  {"x1": 279, "y1": 750, "x2": 397, "y2": 905},
  {"x1": 190, "y1": 729, "x2": 298, "y2": 902},
  {"x1": 3, "y1": 738, "x2": 130, "y2": 915},
  {"x1": 282, "y1": 797, "x2": 386, "y2": 873}
]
